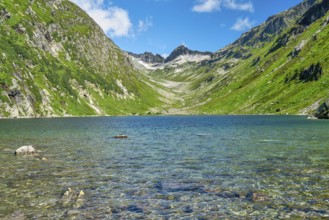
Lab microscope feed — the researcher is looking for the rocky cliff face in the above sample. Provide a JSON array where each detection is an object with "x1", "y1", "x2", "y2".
[
  {"x1": 0, "y1": 0, "x2": 160, "y2": 117},
  {"x1": 215, "y1": 0, "x2": 317, "y2": 59},
  {"x1": 298, "y1": 0, "x2": 329, "y2": 25}
]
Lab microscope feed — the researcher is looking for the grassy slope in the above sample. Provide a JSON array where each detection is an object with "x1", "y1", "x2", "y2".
[
  {"x1": 148, "y1": 6, "x2": 329, "y2": 115},
  {"x1": 200, "y1": 12, "x2": 329, "y2": 115},
  {"x1": 1, "y1": 0, "x2": 328, "y2": 117},
  {"x1": 0, "y1": 0, "x2": 161, "y2": 117}
]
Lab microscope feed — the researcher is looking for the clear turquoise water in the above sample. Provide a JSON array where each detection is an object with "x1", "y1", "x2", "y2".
[{"x1": 0, "y1": 116, "x2": 328, "y2": 219}]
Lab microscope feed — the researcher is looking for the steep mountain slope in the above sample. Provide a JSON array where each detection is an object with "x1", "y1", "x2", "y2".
[
  {"x1": 0, "y1": 0, "x2": 161, "y2": 117},
  {"x1": 143, "y1": 0, "x2": 329, "y2": 115}
]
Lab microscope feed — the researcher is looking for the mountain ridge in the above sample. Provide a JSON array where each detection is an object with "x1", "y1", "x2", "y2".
[
  {"x1": 142, "y1": 0, "x2": 329, "y2": 115},
  {"x1": 126, "y1": 45, "x2": 213, "y2": 71},
  {"x1": 1, "y1": 0, "x2": 329, "y2": 117}
]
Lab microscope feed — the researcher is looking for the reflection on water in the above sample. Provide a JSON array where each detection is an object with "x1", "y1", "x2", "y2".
[{"x1": 0, "y1": 116, "x2": 328, "y2": 219}]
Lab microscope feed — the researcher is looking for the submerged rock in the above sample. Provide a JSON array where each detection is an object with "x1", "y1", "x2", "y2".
[
  {"x1": 183, "y1": 205, "x2": 193, "y2": 213},
  {"x1": 126, "y1": 205, "x2": 143, "y2": 213},
  {"x1": 59, "y1": 188, "x2": 85, "y2": 208},
  {"x1": 15, "y1": 145, "x2": 38, "y2": 155},
  {"x1": 246, "y1": 191, "x2": 269, "y2": 202},
  {"x1": 217, "y1": 191, "x2": 241, "y2": 199},
  {"x1": 113, "y1": 135, "x2": 128, "y2": 139}
]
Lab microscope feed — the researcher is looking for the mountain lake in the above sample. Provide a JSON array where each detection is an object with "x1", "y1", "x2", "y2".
[{"x1": 0, "y1": 115, "x2": 328, "y2": 219}]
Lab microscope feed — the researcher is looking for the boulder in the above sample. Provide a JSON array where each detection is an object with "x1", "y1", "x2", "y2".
[
  {"x1": 315, "y1": 100, "x2": 329, "y2": 119},
  {"x1": 15, "y1": 145, "x2": 38, "y2": 155}
]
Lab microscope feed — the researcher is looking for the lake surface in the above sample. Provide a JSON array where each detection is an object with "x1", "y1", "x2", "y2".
[{"x1": 0, "y1": 115, "x2": 328, "y2": 219}]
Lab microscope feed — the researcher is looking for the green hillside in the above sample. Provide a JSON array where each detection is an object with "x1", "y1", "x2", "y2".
[
  {"x1": 1, "y1": 0, "x2": 329, "y2": 117},
  {"x1": 147, "y1": 0, "x2": 329, "y2": 116},
  {"x1": 0, "y1": 0, "x2": 161, "y2": 117}
]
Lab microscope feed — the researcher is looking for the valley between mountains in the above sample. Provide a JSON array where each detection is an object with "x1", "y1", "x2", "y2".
[{"x1": 1, "y1": 0, "x2": 329, "y2": 118}]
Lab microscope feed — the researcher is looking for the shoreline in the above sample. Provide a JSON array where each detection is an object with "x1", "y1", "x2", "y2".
[{"x1": 0, "y1": 113, "x2": 311, "y2": 120}]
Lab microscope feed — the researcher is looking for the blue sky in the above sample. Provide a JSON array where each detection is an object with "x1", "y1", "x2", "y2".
[{"x1": 70, "y1": 0, "x2": 303, "y2": 57}]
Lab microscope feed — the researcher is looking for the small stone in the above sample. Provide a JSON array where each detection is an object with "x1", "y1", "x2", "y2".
[
  {"x1": 113, "y1": 135, "x2": 128, "y2": 139},
  {"x1": 126, "y1": 205, "x2": 143, "y2": 213},
  {"x1": 78, "y1": 190, "x2": 85, "y2": 197},
  {"x1": 74, "y1": 190, "x2": 85, "y2": 209},
  {"x1": 60, "y1": 188, "x2": 86, "y2": 209},
  {"x1": 217, "y1": 191, "x2": 241, "y2": 199},
  {"x1": 246, "y1": 191, "x2": 268, "y2": 202},
  {"x1": 15, "y1": 145, "x2": 38, "y2": 155},
  {"x1": 64, "y1": 188, "x2": 73, "y2": 196},
  {"x1": 183, "y1": 205, "x2": 193, "y2": 213}
]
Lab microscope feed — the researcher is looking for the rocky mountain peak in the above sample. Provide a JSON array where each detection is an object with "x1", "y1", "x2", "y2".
[
  {"x1": 128, "y1": 52, "x2": 164, "y2": 64},
  {"x1": 164, "y1": 45, "x2": 213, "y2": 63}
]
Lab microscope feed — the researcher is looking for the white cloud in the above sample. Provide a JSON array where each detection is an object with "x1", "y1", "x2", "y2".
[
  {"x1": 70, "y1": 0, "x2": 132, "y2": 38},
  {"x1": 192, "y1": 0, "x2": 221, "y2": 13},
  {"x1": 230, "y1": 17, "x2": 255, "y2": 31},
  {"x1": 138, "y1": 17, "x2": 153, "y2": 33},
  {"x1": 223, "y1": 0, "x2": 254, "y2": 12},
  {"x1": 192, "y1": 0, "x2": 254, "y2": 13}
]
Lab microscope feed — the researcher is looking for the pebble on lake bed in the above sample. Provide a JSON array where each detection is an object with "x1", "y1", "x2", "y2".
[
  {"x1": 59, "y1": 188, "x2": 85, "y2": 209},
  {"x1": 246, "y1": 191, "x2": 269, "y2": 202},
  {"x1": 15, "y1": 145, "x2": 39, "y2": 155},
  {"x1": 113, "y1": 135, "x2": 128, "y2": 139}
]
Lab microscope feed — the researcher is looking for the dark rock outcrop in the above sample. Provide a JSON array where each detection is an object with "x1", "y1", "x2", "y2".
[
  {"x1": 0, "y1": 8, "x2": 11, "y2": 19},
  {"x1": 298, "y1": 0, "x2": 329, "y2": 26},
  {"x1": 298, "y1": 63, "x2": 322, "y2": 82},
  {"x1": 285, "y1": 63, "x2": 322, "y2": 83},
  {"x1": 8, "y1": 90, "x2": 21, "y2": 98},
  {"x1": 315, "y1": 100, "x2": 329, "y2": 119}
]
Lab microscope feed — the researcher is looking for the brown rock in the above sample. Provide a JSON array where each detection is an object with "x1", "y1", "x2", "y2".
[{"x1": 113, "y1": 135, "x2": 128, "y2": 139}]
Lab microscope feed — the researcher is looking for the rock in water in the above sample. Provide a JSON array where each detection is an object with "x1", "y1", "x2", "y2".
[
  {"x1": 246, "y1": 191, "x2": 269, "y2": 202},
  {"x1": 315, "y1": 100, "x2": 329, "y2": 119},
  {"x1": 113, "y1": 135, "x2": 128, "y2": 139},
  {"x1": 59, "y1": 188, "x2": 85, "y2": 208},
  {"x1": 15, "y1": 145, "x2": 38, "y2": 155}
]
